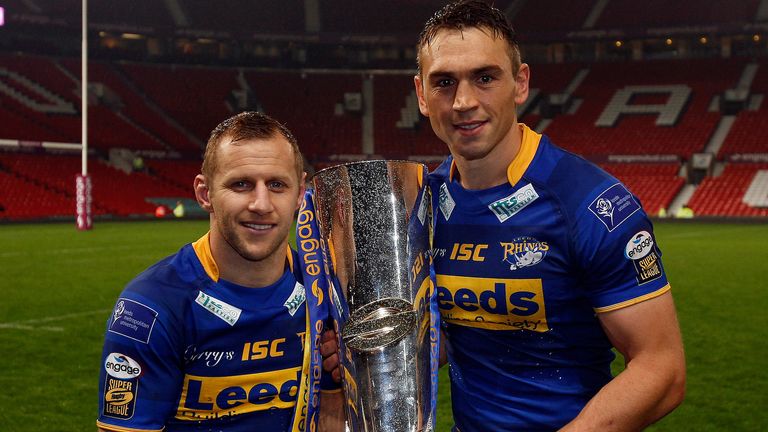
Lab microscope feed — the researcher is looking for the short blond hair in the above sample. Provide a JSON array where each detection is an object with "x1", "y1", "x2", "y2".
[{"x1": 202, "y1": 111, "x2": 303, "y2": 181}]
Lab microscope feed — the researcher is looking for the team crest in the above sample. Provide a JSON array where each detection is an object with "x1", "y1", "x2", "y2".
[{"x1": 500, "y1": 237, "x2": 549, "y2": 271}]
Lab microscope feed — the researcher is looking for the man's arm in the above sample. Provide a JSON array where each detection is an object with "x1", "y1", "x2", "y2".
[
  {"x1": 560, "y1": 291, "x2": 686, "y2": 432},
  {"x1": 319, "y1": 389, "x2": 346, "y2": 432}
]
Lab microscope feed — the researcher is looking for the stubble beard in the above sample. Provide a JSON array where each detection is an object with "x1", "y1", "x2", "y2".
[{"x1": 219, "y1": 218, "x2": 285, "y2": 263}]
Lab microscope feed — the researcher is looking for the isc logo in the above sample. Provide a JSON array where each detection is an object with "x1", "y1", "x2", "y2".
[
  {"x1": 436, "y1": 275, "x2": 548, "y2": 332},
  {"x1": 449, "y1": 243, "x2": 488, "y2": 262},
  {"x1": 241, "y1": 338, "x2": 286, "y2": 361},
  {"x1": 177, "y1": 367, "x2": 300, "y2": 419}
]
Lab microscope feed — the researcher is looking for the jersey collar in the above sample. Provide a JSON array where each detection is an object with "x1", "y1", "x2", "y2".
[
  {"x1": 448, "y1": 123, "x2": 542, "y2": 187},
  {"x1": 191, "y1": 232, "x2": 294, "y2": 282}
]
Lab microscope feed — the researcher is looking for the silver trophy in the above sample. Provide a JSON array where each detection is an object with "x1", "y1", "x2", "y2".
[{"x1": 311, "y1": 160, "x2": 436, "y2": 432}]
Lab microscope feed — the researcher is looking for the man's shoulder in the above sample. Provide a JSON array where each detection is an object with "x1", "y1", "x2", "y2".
[
  {"x1": 534, "y1": 136, "x2": 609, "y2": 181},
  {"x1": 122, "y1": 243, "x2": 199, "y2": 305},
  {"x1": 534, "y1": 137, "x2": 618, "y2": 203}
]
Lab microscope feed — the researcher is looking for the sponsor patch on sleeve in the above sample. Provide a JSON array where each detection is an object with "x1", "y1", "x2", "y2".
[
  {"x1": 633, "y1": 250, "x2": 663, "y2": 284},
  {"x1": 103, "y1": 353, "x2": 141, "y2": 420},
  {"x1": 109, "y1": 298, "x2": 158, "y2": 344},
  {"x1": 588, "y1": 183, "x2": 641, "y2": 232},
  {"x1": 624, "y1": 231, "x2": 654, "y2": 260}
]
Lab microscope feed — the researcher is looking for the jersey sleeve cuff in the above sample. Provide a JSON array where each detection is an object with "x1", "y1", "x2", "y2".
[
  {"x1": 97, "y1": 420, "x2": 164, "y2": 432},
  {"x1": 593, "y1": 283, "x2": 671, "y2": 313}
]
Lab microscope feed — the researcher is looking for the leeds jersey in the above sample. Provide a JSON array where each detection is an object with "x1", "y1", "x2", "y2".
[
  {"x1": 429, "y1": 124, "x2": 670, "y2": 431},
  {"x1": 97, "y1": 234, "x2": 312, "y2": 432}
]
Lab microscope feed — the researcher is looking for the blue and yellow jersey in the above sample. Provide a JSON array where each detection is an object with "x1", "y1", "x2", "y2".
[
  {"x1": 97, "y1": 234, "x2": 315, "y2": 432},
  {"x1": 429, "y1": 124, "x2": 670, "y2": 431}
]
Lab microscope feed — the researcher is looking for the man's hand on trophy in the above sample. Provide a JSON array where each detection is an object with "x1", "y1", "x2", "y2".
[{"x1": 321, "y1": 329, "x2": 342, "y2": 382}]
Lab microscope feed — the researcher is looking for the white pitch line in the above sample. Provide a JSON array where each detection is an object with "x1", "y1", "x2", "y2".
[
  {"x1": 0, "y1": 308, "x2": 111, "y2": 332},
  {"x1": 661, "y1": 226, "x2": 758, "y2": 239},
  {"x1": 0, "y1": 244, "x2": 152, "y2": 258},
  {"x1": 0, "y1": 323, "x2": 64, "y2": 332},
  {"x1": 14, "y1": 308, "x2": 112, "y2": 324}
]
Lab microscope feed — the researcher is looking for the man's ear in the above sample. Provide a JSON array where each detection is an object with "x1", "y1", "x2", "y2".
[
  {"x1": 414, "y1": 74, "x2": 430, "y2": 117},
  {"x1": 194, "y1": 174, "x2": 213, "y2": 213},
  {"x1": 514, "y1": 63, "x2": 531, "y2": 106}
]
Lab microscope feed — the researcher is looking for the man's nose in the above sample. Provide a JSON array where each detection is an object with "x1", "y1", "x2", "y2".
[
  {"x1": 453, "y1": 80, "x2": 479, "y2": 112},
  {"x1": 248, "y1": 183, "x2": 274, "y2": 214}
]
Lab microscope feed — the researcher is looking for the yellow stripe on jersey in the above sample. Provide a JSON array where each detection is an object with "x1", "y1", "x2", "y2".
[
  {"x1": 417, "y1": 162, "x2": 424, "y2": 188},
  {"x1": 192, "y1": 233, "x2": 219, "y2": 282},
  {"x1": 192, "y1": 233, "x2": 294, "y2": 282},
  {"x1": 175, "y1": 367, "x2": 301, "y2": 421},
  {"x1": 96, "y1": 420, "x2": 163, "y2": 432},
  {"x1": 437, "y1": 274, "x2": 548, "y2": 331},
  {"x1": 291, "y1": 309, "x2": 313, "y2": 432},
  {"x1": 506, "y1": 123, "x2": 542, "y2": 187},
  {"x1": 448, "y1": 123, "x2": 542, "y2": 187},
  {"x1": 594, "y1": 283, "x2": 672, "y2": 313}
]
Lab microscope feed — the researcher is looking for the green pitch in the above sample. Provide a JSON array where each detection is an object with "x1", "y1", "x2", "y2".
[{"x1": 0, "y1": 220, "x2": 766, "y2": 431}]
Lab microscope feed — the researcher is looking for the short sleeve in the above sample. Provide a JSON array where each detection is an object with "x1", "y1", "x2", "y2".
[
  {"x1": 97, "y1": 293, "x2": 183, "y2": 431},
  {"x1": 574, "y1": 182, "x2": 670, "y2": 312}
]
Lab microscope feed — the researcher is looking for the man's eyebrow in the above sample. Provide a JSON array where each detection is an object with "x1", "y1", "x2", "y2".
[
  {"x1": 427, "y1": 64, "x2": 503, "y2": 80},
  {"x1": 472, "y1": 65, "x2": 504, "y2": 75}
]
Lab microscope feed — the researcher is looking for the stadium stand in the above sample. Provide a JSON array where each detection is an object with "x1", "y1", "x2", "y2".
[
  {"x1": 544, "y1": 59, "x2": 745, "y2": 158},
  {"x1": 245, "y1": 70, "x2": 364, "y2": 159},
  {"x1": 144, "y1": 158, "x2": 201, "y2": 191},
  {"x1": 88, "y1": 0, "x2": 174, "y2": 29},
  {"x1": 0, "y1": 152, "x2": 191, "y2": 219},
  {"x1": 719, "y1": 111, "x2": 768, "y2": 156},
  {"x1": 320, "y1": 0, "x2": 445, "y2": 36},
  {"x1": 513, "y1": 0, "x2": 595, "y2": 34},
  {"x1": 0, "y1": 170, "x2": 74, "y2": 219},
  {"x1": 372, "y1": 74, "x2": 443, "y2": 158},
  {"x1": 718, "y1": 60, "x2": 768, "y2": 157},
  {"x1": 687, "y1": 163, "x2": 768, "y2": 217},
  {"x1": 2, "y1": 1, "x2": 768, "y2": 220},
  {"x1": 60, "y1": 59, "x2": 200, "y2": 152},
  {"x1": 120, "y1": 63, "x2": 238, "y2": 146},
  {"x1": 87, "y1": 161, "x2": 191, "y2": 216},
  {"x1": 596, "y1": 0, "x2": 760, "y2": 29},
  {"x1": 183, "y1": 0, "x2": 305, "y2": 34}
]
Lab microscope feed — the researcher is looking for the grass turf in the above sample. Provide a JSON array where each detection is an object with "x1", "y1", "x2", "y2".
[{"x1": 0, "y1": 220, "x2": 765, "y2": 431}]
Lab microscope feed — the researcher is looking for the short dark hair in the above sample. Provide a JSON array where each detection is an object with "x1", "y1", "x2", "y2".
[
  {"x1": 417, "y1": 0, "x2": 520, "y2": 73},
  {"x1": 202, "y1": 111, "x2": 303, "y2": 181}
]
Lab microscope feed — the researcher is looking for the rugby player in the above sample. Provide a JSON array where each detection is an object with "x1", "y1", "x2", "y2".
[
  {"x1": 414, "y1": 1, "x2": 686, "y2": 430},
  {"x1": 98, "y1": 112, "x2": 344, "y2": 432}
]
